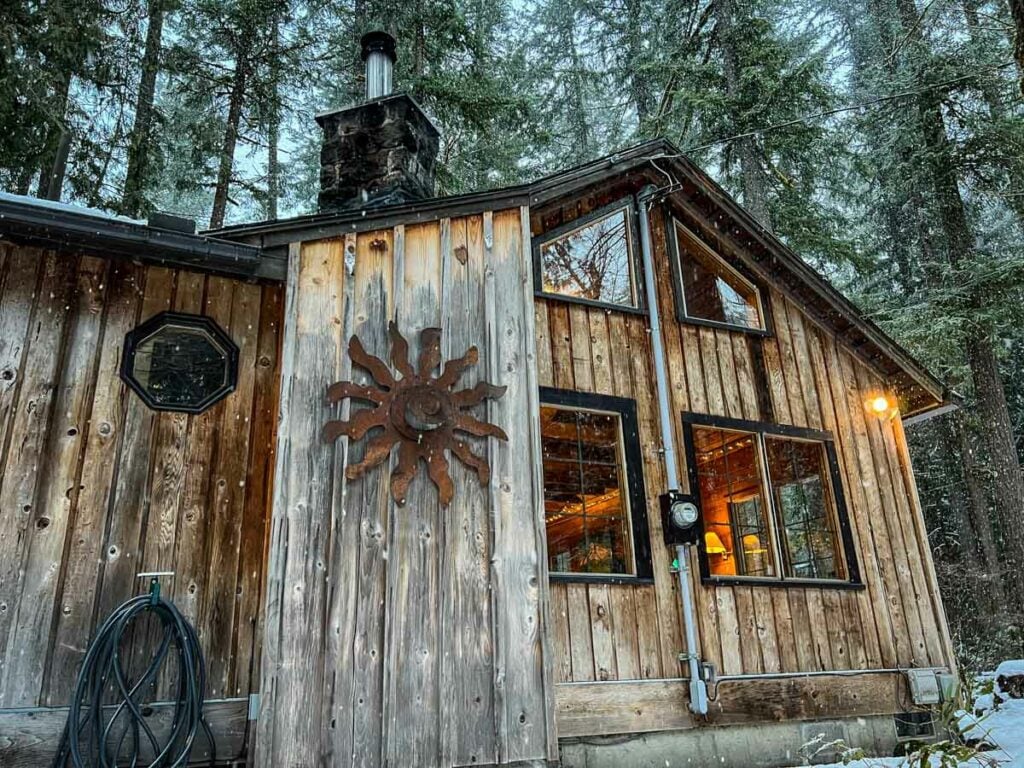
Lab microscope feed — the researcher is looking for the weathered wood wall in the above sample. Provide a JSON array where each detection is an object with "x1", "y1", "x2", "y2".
[
  {"x1": 533, "y1": 194, "x2": 954, "y2": 717},
  {"x1": 0, "y1": 244, "x2": 282, "y2": 762},
  {"x1": 256, "y1": 209, "x2": 556, "y2": 768}
]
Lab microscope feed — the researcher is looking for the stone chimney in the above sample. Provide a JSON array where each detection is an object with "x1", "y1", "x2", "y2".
[{"x1": 316, "y1": 31, "x2": 440, "y2": 212}]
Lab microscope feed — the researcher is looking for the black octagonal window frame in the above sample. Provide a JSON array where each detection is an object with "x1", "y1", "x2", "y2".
[{"x1": 120, "y1": 311, "x2": 239, "y2": 414}]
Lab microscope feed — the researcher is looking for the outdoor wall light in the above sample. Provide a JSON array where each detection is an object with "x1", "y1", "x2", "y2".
[{"x1": 866, "y1": 392, "x2": 898, "y2": 420}]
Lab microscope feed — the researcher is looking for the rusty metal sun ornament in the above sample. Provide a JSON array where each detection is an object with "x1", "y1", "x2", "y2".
[{"x1": 322, "y1": 322, "x2": 507, "y2": 506}]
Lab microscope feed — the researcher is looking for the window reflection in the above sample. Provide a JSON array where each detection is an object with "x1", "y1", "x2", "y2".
[
  {"x1": 765, "y1": 437, "x2": 844, "y2": 580},
  {"x1": 676, "y1": 222, "x2": 762, "y2": 329},
  {"x1": 541, "y1": 406, "x2": 635, "y2": 575},
  {"x1": 540, "y1": 207, "x2": 637, "y2": 307}
]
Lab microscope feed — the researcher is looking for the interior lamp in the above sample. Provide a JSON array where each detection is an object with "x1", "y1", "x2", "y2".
[
  {"x1": 704, "y1": 531, "x2": 728, "y2": 556},
  {"x1": 742, "y1": 534, "x2": 767, "y2": 554}
]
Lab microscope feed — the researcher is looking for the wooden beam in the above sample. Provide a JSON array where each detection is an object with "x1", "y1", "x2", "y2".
[
  {"x1": 0, "y1": 698, "x2": 248, "y2": 767},
  {"x1": 554, "y1": 672, "x2": 910, "y2": 738}
]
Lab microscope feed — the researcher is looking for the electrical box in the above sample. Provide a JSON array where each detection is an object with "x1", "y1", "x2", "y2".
[
  {"x1": 660, "y1": 491, "x2": 701, "y2": 546},
  {"x1": 906, "y1": 669, "x2": 941, "y2": 705}
]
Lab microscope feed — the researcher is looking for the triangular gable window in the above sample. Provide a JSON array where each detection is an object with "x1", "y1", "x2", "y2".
[{"x1": 672, "y1": 220, "x2": 764, "y2": 331}]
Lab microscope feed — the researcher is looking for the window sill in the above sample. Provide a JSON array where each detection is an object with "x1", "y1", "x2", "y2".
[
  {"x1": 550, "y1": 572, "x2": 655, "y2": 586},
  {"x1": 701, "y1": 575, "x2": 865, "y2": 591},
  {"x1": 678, "y1": 314, "x2": 772, "y2": 337},
  {"x1": 535, "y1": 291, "x2": 649, "y2": 316}
]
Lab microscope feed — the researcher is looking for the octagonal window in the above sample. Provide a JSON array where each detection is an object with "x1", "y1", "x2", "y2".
[{"x1": 121, "y1": 312, "x2": 238, "y2": 413}]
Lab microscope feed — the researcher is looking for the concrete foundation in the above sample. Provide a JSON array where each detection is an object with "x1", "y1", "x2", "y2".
[{"x1": 558, "y1": 715, "x2": 899, "y2": 768}]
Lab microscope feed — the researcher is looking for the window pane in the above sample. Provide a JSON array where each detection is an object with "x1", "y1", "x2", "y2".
[
  {"x1": 541, "y1": 405, "x2": 635, "y2": 575},
  {"x1": 576, "y1": 411, "x2": 619, "y2": 463},
  {"x1": 132, "y1": 324, "x2": 230, "y2": 408},
  {"x1": 765, "y1": 437, "x2": 844, "y2": 580},
  {"x1": 691, "y1": 426, "x2": 775, "y2": 577},
  {"x1": 676, "y1": 223, "x2": 761, "y2": 329},
  {"x1": 540, "y1": 208, "x2": 636, "y2": 307}
]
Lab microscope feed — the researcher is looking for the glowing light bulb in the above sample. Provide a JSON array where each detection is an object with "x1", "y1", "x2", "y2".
[{"x1": 868, "y1": 395, "x2": 893, "y2": 417}]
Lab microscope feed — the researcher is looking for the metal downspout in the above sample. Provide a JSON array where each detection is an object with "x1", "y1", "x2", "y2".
[{"x1": 636, "y1": 185, "x2": 709, "y2": 715}]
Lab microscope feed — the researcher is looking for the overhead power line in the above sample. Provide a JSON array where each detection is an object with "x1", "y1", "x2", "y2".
[{"x1": 682, "y1": 60, "x2": 1017, "y2": 153}]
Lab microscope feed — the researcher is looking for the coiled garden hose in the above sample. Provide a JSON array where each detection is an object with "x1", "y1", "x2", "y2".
[{"x1": 51, "y1": 577, "x2": 215, "y2": 768}]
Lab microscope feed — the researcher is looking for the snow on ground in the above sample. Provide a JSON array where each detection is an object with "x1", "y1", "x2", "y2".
[
  {"x1": 788, "y1": 662, "x2": 1024, "y2": 767},
  {"x1": 995, "y1": 661, "x2": 1024, "y2": 678}
]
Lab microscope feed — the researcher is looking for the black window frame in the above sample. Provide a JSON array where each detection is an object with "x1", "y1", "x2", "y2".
[
  {"x1": 532, "y1": 197, "x2": 647, "y2": 315},
  {"x1": 681, "y1": 412, "x2": 862, "y2": 590},
  {"x1": 540, "y1": 387, "x2": 653, "y2": 584},
  {"x1": 121, "y1": 311, "x2": 239, "y2": 414},
  {"x1": 665, "y1": 211, "x2": 773, "y2": 336}
]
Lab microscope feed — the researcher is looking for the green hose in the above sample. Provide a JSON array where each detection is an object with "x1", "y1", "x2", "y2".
[{"x1": 51, "y1": 580, "x2": 215, "y2": 768}]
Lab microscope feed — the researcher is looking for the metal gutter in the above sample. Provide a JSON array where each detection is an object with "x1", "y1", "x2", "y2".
[
  {"x1": 901, "y1": 400, "x2": 960, "y2": 427},
  {"x1": 0, "y1": 195, "x2": 271, "y2": 281}
]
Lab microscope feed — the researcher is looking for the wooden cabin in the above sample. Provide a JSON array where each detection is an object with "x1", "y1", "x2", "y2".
[{"x1": 0, "y1": 51, "x2": 955, "y2": 768}]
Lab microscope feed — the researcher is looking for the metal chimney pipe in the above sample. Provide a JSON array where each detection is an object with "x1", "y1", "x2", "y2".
[{"x1": 361, "y1": 31, "x2": 396, "y2": 100}]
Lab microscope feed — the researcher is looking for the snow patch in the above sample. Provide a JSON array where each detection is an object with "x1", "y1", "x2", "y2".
[{"x1": 0, "y1": 191, "x2": 143, "y2": 225}]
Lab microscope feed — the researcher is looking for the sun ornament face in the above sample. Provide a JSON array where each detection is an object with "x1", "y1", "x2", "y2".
[{"x1": 322, "y1": 322, "x2": 508, "y2": 506}]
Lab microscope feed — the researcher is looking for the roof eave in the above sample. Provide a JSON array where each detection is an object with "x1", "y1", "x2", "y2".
[{"x1": 0, "y1": 196, "x2": 272, "y2": 280}]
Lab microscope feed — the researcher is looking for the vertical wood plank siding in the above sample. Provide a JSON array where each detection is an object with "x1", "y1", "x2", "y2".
[
  {"x1": 257, "y1": 209, "x2": 556, "y2": 767},
  {"x1": 0, "y1": 244, "x2": 282, "y2": 712},
  {"x1": 538, "y1": 204, "x2": 954, "y2": 681}
]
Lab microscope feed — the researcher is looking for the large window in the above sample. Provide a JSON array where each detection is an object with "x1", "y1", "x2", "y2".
[
  {"x1": 671, "y1": 220, "x2": 764, "y2": 331},
  {"x1": 683, "y1": 414, "x2": 857, "y2": 585},
  {"x1": 540, "y1": 389, "x2": 651, "y2": 580},
  {"x1": 535, "y1": 201, "x2": 641, "y2": 310}
]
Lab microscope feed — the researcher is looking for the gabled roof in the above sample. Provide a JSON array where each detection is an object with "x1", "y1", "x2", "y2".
[
  {"x1": 208, "y1": 138, "x2": 951, "y2": 415},
  {"x1": 0, "y1": 141, "x2": 951, "y2": 417}
]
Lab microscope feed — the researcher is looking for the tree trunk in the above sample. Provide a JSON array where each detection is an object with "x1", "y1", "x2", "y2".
[
  {"x1": 953, "y1": 412, "x2": 1007, "y2": 608},
  {"x1": 41, "y1": 128, "x2": 72, "y2": 201},
  {"x1": 36, "y1": 72, "x2": 72, "y2": 200},
  {"x1": 714, "y1": 0, "x2": 773, "y2": 231},
  {"x1": 267, "y1": 16, "x2": 280, "y2": 220},
  {"x1": 962, "y1": 0, "x2": 1024, "y2": 226},
  {"x1": 567, "y1": 21, "x2": 592, "y2": 161},
  {"x1": 210, "y1": 54, "x2": 248, "y2": 230},
  {"x1": 625, "y1": 0, "x2": 653, "y2": 130},
  {"x1": 967, "y1": 335, "x2": 1024, "y2": 608},
  {"x1": 1008, "y1": 0, "x2": 1024, "y2": 95},
  {"x1": 121, "y1": 0, "x2": 167, "y2": 218},
  {"x1": 893, "y1": 0, "x2": 1024, "y2": 616}
]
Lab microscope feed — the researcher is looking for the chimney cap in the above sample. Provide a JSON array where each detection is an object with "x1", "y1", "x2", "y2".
[{"x1": 361, "y1": 31, "x2": 396, "y2": 63}]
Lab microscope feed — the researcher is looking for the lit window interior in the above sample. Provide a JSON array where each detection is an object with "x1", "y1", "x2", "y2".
[
  {"x1": 692, "y1": 426, "x2": 774, "y2": 577},
  {"x1": 541, "y1": 406, "x2": 634, "y2": 575}
]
